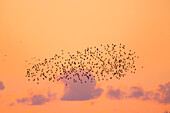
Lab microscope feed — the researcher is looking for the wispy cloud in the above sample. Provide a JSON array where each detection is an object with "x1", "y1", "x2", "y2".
[
  {"x1": 8, "y1": 103, "x2": 15, "y2": 106},
  {"x1": 142, "y1": 91, "x2": 153, "y2": 100},
  {"x1": 153, "y1": 82, "x2": 170, "y2": 104},
  {"x1": 128, "y1": 86, "x2": 144, "y2": 99},
  {"x1": 106, "y1": 82, "x2": 170, "y2": 105},
  {"x1": 16, "y1": 91, "x2": 56, "y2": 106},
  {"x1": 17, "y1": 98, "x2": 29, "y2": 103},
  {"x1": 0, "y1": 81, "x2": 5, "y2": 90},
  {"x1": 106, "y1": 87, "x2": 124, "y2": 100},
  {"x1": 163, "y1": 110, "x2": 169, "y2": 113},
  {"x1": 31, "y1": 94, "x2": 50, "y2": 105}
]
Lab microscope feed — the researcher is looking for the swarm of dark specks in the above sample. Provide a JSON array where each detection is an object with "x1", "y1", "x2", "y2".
[{"x1": 25, "y1": 43, "x2": 143, "y2": 85}]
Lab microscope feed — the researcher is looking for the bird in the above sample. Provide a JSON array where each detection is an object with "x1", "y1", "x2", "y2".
[{"x1": 25, "y1": 43, "x2": 142, "y2": 85}]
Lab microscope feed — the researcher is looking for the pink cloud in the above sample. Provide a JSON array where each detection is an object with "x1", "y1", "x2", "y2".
[
  {"x1": 0, "y1": 81, "x2": 5, "y2": 90},
  {"x1": 106, "y1": 87, "x2": 124, "y2": 100},
  {"x1": 59, "y1": 69, "x2": 103, "y2": 101},
  {"x1": 106, "y1": 82, "x2": 170, "y2": 105},
  {"x1": 16, "y1": 91, "x2": 56, "y2": 106}
]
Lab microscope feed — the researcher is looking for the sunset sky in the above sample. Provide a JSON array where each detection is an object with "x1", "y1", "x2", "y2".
[{"x1": 0, "y1": 0, "x2": 170, "y2": 113}]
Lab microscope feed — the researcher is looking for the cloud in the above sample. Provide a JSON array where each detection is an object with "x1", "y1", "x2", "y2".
[
  {"x1": 91, "y1": 102, "x2": 95, "y2": 105},
  {"x1": 142, "y1": 91, "x2": 153, "y2": 100},
  {"x1": 106, "y1": 86, "x2": 154, "y2": 101},
  {"x1": 106, "y1": 87, "x2": 124, "y2": 99},
  {"x1": 128, "y1": 86, "x2": 144, "y2": 99},
  {"x1": 106, "y1": 82, "x2": 170, "y2": 105},
  {"x1": 0, "y1": 81, "x2": 5, "y2": 90},
  {"x1": 17, "y1": 98, "x2": 29, "y2": 103},
  {"x1": 16, "y1": 91, "x2": 56, "y2": 105},
  {"x1": 60, "y1": 69, "x2": 103, "y2": 101},
  {"x1": 31, "y1": 94, "x2": 49, "y2": 105},
  {"x1": 9, "y1": 103, "x2": 15, "y2": 106},
  {"x1": 154, "y1": 82, "x2": 170, "y2": 105},
  {"x1": 163, "y1": 110, "x2": 169, "y2": 113},
  {"x1": 31, "y1": 91, "x2": 56, "y2": 105}
]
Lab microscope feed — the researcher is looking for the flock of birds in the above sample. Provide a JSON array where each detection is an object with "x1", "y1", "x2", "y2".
[{"x1": 25, "y1": 43, "x2": 143, "y2": 86}]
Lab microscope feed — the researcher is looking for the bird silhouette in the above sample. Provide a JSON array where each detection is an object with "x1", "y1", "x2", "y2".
[{"x1": 25, "y1": 43, "x2": 143, "y2": 85}]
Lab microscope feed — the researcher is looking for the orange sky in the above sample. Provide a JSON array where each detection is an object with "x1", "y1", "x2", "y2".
[{"x1": 0, "y1": 0, "x2": 170, "y2": 113}]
